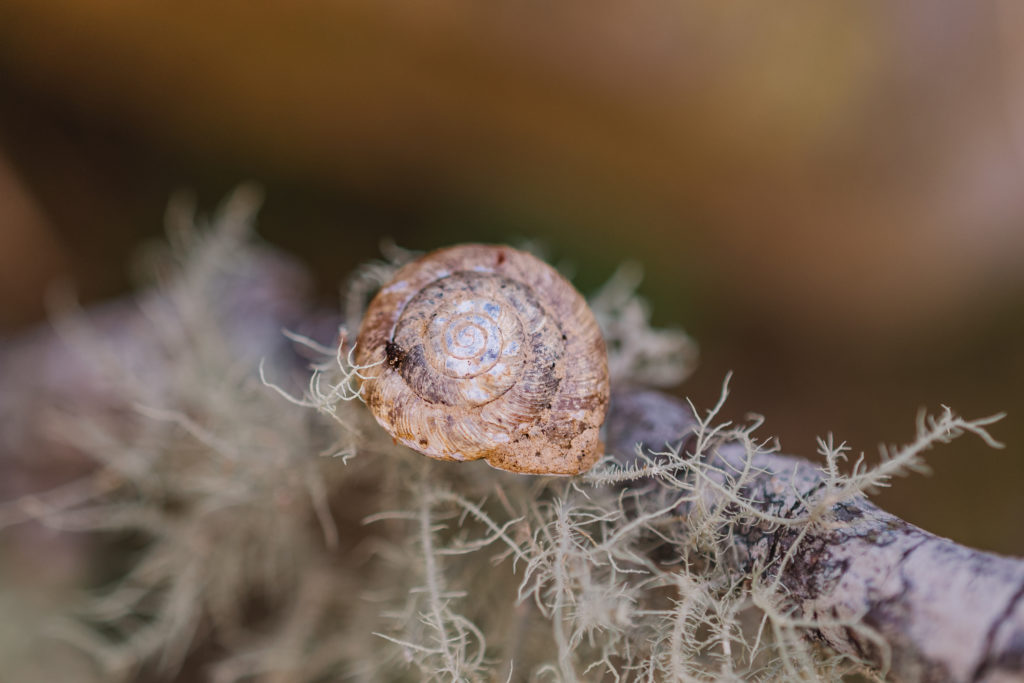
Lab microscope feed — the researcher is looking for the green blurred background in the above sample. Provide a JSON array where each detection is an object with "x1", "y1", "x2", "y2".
[{"x1": 0, "y1": 1, "x2": 1022, "y2": 554}]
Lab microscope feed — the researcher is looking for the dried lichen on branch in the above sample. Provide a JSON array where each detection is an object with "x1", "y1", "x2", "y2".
[{"x1": 0, "y1": 190, "x2": 1018, "y2": 682}]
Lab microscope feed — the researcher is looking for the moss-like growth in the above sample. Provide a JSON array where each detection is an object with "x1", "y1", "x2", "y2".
[{"x1": 0, "y1": 189, "x2": 1003, "y2": 682}]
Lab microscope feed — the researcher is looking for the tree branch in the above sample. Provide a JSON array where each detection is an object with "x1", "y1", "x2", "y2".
[
  {"x1": 2, "y1": 263, "x2": 1022, "y2": 682},
  {"x1": 607, "y1": 388, "x2": 1024, "y2": 682}
]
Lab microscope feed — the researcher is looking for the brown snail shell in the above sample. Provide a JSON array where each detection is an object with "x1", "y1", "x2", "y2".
[{"x1": 354, "y1": 244, "x2": 610, "y2": 475}]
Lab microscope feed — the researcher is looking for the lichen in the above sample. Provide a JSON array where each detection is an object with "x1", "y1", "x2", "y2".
[{"x1": 0, "y1": 189, "x2": 1004, "y2": 682}]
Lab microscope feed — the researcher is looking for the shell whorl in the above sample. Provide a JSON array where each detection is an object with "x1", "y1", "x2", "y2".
[{"x1": 354, "y1": 244, "x2": 609, "y2": 475}]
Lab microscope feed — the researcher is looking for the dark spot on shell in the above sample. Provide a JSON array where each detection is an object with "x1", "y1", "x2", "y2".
[
  {"x1": 561, "y1": 333, "x2": 567, "y2": 341},
  {"x1": 496, "y1": 252, "x2": 506, "y2": 266},
  {"x1": 549, "y1": 362, "x2": 555, "y2": 370},
  {"x1": 419, "y1": 439, "x2": 428, "y2": 446},
  {"x1": 385, "y1": 340, "x2": 406, "y2": 369}
]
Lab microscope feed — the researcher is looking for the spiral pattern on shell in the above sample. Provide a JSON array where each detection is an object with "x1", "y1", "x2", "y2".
[{"x1": 355, "y1": 244, "x2": 610, "y2": 474}]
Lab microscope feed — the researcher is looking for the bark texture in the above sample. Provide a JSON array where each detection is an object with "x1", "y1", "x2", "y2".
[{"x1": 607, "y1": 388, "x2": 1024, "y2": 683}]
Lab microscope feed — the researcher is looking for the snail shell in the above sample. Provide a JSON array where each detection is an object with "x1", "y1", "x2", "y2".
[{"x1": 354, "y1": 244, "x2": 609, "y2": 475}]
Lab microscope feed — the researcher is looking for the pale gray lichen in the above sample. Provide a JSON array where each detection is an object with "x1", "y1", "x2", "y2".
[
  {"x1": 0, "y1": 189, "x2": 1004, "y2": 682},
  {"x1": 588, "y1": 262, "x2": 698, "y2": 388}
]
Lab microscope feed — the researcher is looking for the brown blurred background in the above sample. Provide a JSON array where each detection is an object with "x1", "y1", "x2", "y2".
[{"x1": 0, "y1": 1, "x2": 1022, "y2": 553}]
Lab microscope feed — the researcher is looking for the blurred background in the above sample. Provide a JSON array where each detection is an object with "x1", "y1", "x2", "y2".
[{"x1": 0, "y1": 0, "x2": 1022, "y2": 556}]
